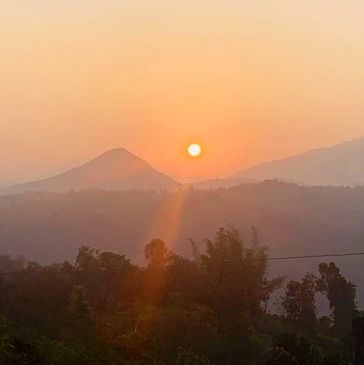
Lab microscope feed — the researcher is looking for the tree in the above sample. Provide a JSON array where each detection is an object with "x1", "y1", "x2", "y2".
[
  {"x1": 272, "y1": 334, "x2": 321, "y2": 365},
  {"x1": 143, "y1": 239, "x2": 170, "y2": 306},
  {"x1": 260, "y1": 347, "x2": 299, "y2": 365},
  {"x1": 200, "y1": 227, "x2": 281, "y2": 319},
  {"x1": 0, "y1": 316, "x2": 12, "y2": 363},
  {"x1": 66, "y1": 285, "x2": 94, "y2": 342},
  {"x1": 144, "y1": 239, "x2": 169, "y2": 268},
  {"x1": 0, "y1": 233, "x2": 358, "y2": 365},
  {"x1": 0, "y1": 261, "x2": 75, "y2": 336},
  {"x1": 130, "y1": 304, "x2": 218, "y2": 364},
  {"x1": 176, "y1": 348, "x2": 211, "y2": 365},
  {"x1": 166, "y1": 254, "x2": 211, "y2": 307},
  {"x1": 197, "y1": 227, "x2": 282, "y2": 364},
  {"x1": 75, "y1": 246, "x2": 134, "y2": 335},
  {"x1": 282, "y1": 273, "x2": 318, "y2": 333},
  {"x1": 317, "y1": 262, "x2": 357, "y2": 338}
]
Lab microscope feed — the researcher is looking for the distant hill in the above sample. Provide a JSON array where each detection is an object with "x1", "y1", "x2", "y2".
[
  {"x1": 236, "y1": 138, "x2": 364, "y2": 186},
  {"x1": 190, "y1": 177, "x2": 257, "y2": 189},
  {"x1": 3, "y1": 148, "x2": 179, "y2": 194},
  {"x1": 1, "y1": 181, "x2": 364, "y2": 304}
]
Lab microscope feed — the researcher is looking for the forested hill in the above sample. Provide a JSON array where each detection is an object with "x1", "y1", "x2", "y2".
[{"x1": 1, "y1": 180, "x2": 364, "y2": 302}]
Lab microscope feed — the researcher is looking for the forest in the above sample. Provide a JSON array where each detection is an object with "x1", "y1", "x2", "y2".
[
  {"x1": 1, "y1": 181, "x2": 364, "y2": 305},
  {"x1": 0, "y1": 227, "x2": 360, "y2": 365}
]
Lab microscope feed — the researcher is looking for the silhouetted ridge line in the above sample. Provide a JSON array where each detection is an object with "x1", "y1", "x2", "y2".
[{"x1": 236, "y1": 137, "x2": 364, "y2": 186}]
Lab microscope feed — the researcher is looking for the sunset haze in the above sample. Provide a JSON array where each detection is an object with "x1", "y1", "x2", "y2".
[{"x1": 1, "y1": 1, "x2": 363, "y2": 182}]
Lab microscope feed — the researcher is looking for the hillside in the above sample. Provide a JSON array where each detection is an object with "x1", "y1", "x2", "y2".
[
  {"x1": 3, "y1": 148, "x2": 178, "y2": 194},
  {"x1": 1, "y1": 181, "x2": 364, "y2": 303},
  {"x1": 237, "y1": 138, "x2": 364, "y2": 186}
]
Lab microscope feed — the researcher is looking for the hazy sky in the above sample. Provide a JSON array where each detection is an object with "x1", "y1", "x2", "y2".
[{"x1": 1, "y1": 1, "x2": 363, "y2": 182}]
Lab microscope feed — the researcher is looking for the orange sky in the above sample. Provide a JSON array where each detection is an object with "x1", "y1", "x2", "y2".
[{"x1": 0, "y1": 1, "x2": 363, "y2": 183}]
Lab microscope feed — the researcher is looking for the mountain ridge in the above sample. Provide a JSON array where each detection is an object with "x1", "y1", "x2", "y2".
[
  {"x1": 3, "y1": 148, "x2": 179, "y2": 194},
  {"x1": 235, "y1": 137, "x2": 364, "y2": 186}
]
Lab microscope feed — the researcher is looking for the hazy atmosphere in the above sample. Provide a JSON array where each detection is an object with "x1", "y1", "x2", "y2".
[
  {"x1": 1, "y1": 1, "x2": 364, "y2": 182},
  {"x1": 1, "y1": 2, "x2": 364, "y2": 364}
]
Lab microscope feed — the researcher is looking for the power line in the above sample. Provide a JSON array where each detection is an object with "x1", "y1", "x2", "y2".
[
  {"x1": 221, "y1": 252, "x2": 364, "y2": 264},
  {"x1": 266, "y1": 252, "x2": 364, "y2": 262},
  {"x1": 0, "y1": 252, "x2": 364, "y2": 276}
]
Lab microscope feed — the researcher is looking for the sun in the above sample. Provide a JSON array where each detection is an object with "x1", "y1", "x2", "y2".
[{"x1": 187, "y1": 143, "x2": 202, "y2": 157}]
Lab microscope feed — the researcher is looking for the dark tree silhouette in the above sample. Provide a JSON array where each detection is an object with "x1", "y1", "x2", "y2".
[
  {"x1": 282, "y1": 273, "x2": 318, "y2": 333},
  {"x1": 317, "y1": 262, "x2": 357, "y2": 338}
]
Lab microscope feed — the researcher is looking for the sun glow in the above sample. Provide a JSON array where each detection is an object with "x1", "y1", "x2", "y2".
[{"x1": 187, "y1": 143, "x2": 202, "y2": 158}]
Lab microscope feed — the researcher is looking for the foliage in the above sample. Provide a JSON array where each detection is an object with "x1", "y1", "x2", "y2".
[
  {"x1": 317, "y1": 262, "x2": 357, "y2": 338},
  {"x1": 0, "y1": 227, "x2": 359, "y2": 364},
  {"x1": 282, "y1": 273, "x2": 318, "y2": 333},
  {"x1": 260, "y1": 346, "x2": 299, "y2": 365}
]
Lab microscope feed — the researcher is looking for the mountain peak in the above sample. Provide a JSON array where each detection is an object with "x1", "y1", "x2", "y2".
[
  {"x1": 88, "y1": 147, "x2": 150, "y2": 168},
  {"x1": 99, "y1": 147, "x2": 137, "y2": 157},
  {"x1": 5, "y1": 148, "x2": 178, "y2": 194}
]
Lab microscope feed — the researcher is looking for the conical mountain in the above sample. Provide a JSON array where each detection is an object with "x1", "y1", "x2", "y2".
[{"x1": 6, "y1": 148, "x2": 178, "y2": 193}]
